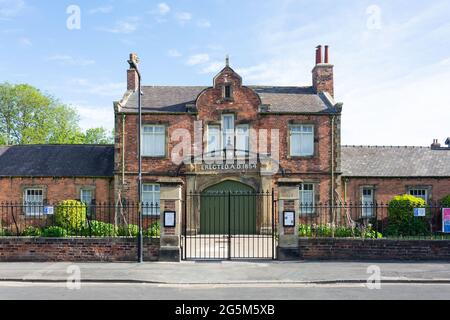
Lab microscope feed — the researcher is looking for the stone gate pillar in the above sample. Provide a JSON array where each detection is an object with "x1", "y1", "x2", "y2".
[
  {"x1": 277, "y1": 182, "x2": 300, "y2": 260},
  {"x1": 159, "y1": 180, "x2": 183, "y2": 262}
]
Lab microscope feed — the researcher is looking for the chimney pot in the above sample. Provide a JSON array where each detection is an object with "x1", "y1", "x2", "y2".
[
  {"x1": 316, "y1": 45, "x2": 322, "y2": 64},
  {"x1": 431, "y1": 139, "x2": 441, "y2": 149},
  {"x1": 324, "y1": 45, "x2": 329, "y2": 64}
]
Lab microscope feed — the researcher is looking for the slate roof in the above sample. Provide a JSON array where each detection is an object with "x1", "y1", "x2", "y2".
[
  {"x1": 119, "y1": 86, "x2": 337, "y2": 114},
  {"x1": 0, "y1": 145, "x2": 114, "y2": 177},
  {"x1": 341, "y1": 146, "x2": 450, "y2": 177}
]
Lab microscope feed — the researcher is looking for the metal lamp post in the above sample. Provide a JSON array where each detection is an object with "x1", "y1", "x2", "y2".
[{"x1": 128, "y1": 54, "x2": 143, "y2": 263}]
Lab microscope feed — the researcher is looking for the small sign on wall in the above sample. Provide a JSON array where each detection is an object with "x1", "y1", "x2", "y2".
[
  {"x1": 283, "y1": 211, "x2": 295, "y2": 227},
  {"x1": 414, "y1": 208, "x2": 426, "y2": 217},
  {"x1": 164, "y1": 211, "x2": 176, "y2": 228},
  {"x1": 443, "y1": 208, "x2": 450, "y2": 233},
  {"x1": 43, "y1": 206, "x2": 54, "y2": 215}
]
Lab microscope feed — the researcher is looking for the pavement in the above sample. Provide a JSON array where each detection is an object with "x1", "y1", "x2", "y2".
[{"x1": 0, "y1": 261, "x2": 449, "y2": 284}]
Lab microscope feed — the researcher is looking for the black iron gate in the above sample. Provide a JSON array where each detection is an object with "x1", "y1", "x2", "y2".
[{"x1": 182, "y1": 189, "x2": 277, "y2": 260}]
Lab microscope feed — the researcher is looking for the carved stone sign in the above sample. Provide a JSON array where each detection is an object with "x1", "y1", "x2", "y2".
[{"x1": 201, "y1": 162, "x2": 257, "y2": 171}]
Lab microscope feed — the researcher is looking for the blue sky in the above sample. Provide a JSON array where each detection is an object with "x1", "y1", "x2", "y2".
[{"x1": 1, "y1": 0, "x2": 449, "y2": 146}]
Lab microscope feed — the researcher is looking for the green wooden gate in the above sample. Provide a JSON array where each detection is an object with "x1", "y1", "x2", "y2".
[{"x1": 200, "y1": 181, "x2": 256, "y2": 235}]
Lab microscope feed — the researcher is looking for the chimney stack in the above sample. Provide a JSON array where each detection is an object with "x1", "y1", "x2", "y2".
[
  {"x1": 312, "y1": 45, "x2": 334, "y2": 97},
  {"x1": 431, "y1": 139, "x2": 441, "y2": 149},
  {"x1": 127, "y1": 53, "x2": 140, "y2": 91}
]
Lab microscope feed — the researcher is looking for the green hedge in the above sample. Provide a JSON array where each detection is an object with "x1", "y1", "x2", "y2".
[
  {"x1": 386, "y1": 194, "x2": 430, "y2": 237},
  {"x1": 81, "y1": 221, "x2": 118, "y2": 237},
  {"x1": 55, "y1": 200, "x2": 87, "y2": 232},
  {"x1": 145, "y1": 221, "x2": 161, "y2": 237},
  {"x1": 41, "y1": 226, "x2": 68, "y2": 237},
  {"x1": 298, "y1": 223, "x2": 381, "y2": 239},
  {"x1": 118, "y1": 224, "x2": 139, "y2": 237},
  {"x1": 441, "y1": 195, "x2": 450, "y2": 208},
  {"x1": 22, "y1": 226, "x2": 42, "y2": 237}
]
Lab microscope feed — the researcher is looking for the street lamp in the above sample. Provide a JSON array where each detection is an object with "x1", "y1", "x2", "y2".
[{"x1": 128, "y1": 53, "x2": 143, "y2": 263}]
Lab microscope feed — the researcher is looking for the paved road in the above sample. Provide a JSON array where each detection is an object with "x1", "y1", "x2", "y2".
[
  {"x1": 0, "y1": 261, "x2": 449, "y2": 284},
  {"x1": 1, "y1": 282, "x2": 449, "y2": 300}
]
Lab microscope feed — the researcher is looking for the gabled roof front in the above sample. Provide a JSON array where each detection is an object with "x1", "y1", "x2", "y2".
[
  {"x1": 0, "y1": 145, "x2": 114, "y2": 177},
  {"x1": 342, "y1": 146, "x2": 450, "y2": 177},
  {"x1": 118, "y1": 85, "x2": 339, "y2": 114}
]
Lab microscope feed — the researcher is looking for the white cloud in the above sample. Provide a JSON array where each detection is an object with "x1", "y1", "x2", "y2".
[
  {"x1": 186, "y1": 53, "x2": 209, "y2": 66},
  {"x1": 197, "y1": 19, "x2": 211, "y2": 28},
  {"x1": 18, "y1": 37, "x2": 31, "y2": 47},
  {"x1": 230, "y1": 0, "x2": 450, "y2": 146},
  {"x1": 71, "y1": 102, "x2": 114, "y2": 131},
  {"x1": 0, "y1": 0, "x2": 26, "y2": 20},
  {"x1": 200, "y1": 61, "x2": 223, "y2": 74},
  {"x1": 88, "y1": 6, "x2": 113, "y2": 15},
  {"x1": 69, "y1": 78, "x2": 125, "y2": 97},
  {"x1": 98, "y1": 17, "x2": 140, "y2": 34},
  {"x1": 157, "y1": 3, "x2": 170, "y2": 15},
  {"x1": 47, "y1": 55, "x2": 95, "y2": 67},
  {"x1": 168, "y1": 49, "x2": 182, "y2": 57},
  {"x1": 175, "y1": 12, "x2": 192, "y2": 24}
]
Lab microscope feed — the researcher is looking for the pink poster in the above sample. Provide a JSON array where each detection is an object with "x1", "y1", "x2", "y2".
[{"x1": 443, "y1": 208, "x2": 450, "y2": 233}]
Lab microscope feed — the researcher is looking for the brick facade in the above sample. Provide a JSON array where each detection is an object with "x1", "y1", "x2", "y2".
[
  {"x1": 343, "y1": 177, "x2": 450, "y2": 205},
  {"x1": 297, "y1": 238, "x2": 450, "y2": 261},
  {"x1": 114, "y1": 66, "x2": 341, "y2": 209},
  {"x1": 0, "y1": 47, "x2": 448, "y2": 230},
  {"x1": 0, "y1": 237, "x2": 159, "y2": 262},
  {"x1": 0, "y1": 177, "x2": 114, "y2": 204}
]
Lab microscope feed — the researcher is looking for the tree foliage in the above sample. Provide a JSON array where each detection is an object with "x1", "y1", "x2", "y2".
[{"x1": 0, "y1": 83, "x2": 112, "y2": 145}]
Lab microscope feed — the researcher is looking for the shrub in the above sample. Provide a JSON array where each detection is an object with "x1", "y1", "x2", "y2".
[
  {"x1": 145, "y1": 221, "x2": 160, "y2": 237},
  {"x1": 118, "y1": 224, "x2": 139, "y2": 237},
  {"x1": 82, "y1": 220, "x2": 117, "y2": 237},
  {"x1": 22, "y1": 226, "x2": 42, "y2": 237},
  {"x1": 360, "y1": 224, "x2": 382, "y2": 239},
  {"x1": 298, "y1": 223, "x2": 382, "y2": 239},
  {"x1": 42, "y1": 226, "x2": 68, "y2": 238},
  {"x1": 298, "y1": 224, "x2": 312, "y2": 237},
  {"x1": 441, "y1": 195, "x2": 450, "y2": 208},
  {"x1": 386, "y1": 194, "x2": 430, "y2": 237},
  {"x1": 54, "y1": 200, "x2": 87, "y2": 232},
  {"x1": 0, "y1": 228, "x2": 13, "y2": 237}
]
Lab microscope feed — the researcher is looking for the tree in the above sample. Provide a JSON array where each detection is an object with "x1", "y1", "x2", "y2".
[
  {"x1": 83, "y1": 127, "x2": 114, "y2": 144},
  {"x1": 0, "y1": 83, "x2": 112, "y2": 145}
]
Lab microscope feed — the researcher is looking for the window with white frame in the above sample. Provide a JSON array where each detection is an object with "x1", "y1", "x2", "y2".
[
  {"x1": 290, "y1": 125, "x2": 314, "y2": 156},
  {"x1": 80, "y1": 189, "x2": 93, "y2": 205},
  {"x1": 222, "y1": 114, "x2": 235, "y2": 151},
  {"x1": 142, "y1": 184, "x2": 160, "y2": 215},
  {"x1": 409, "y1": 188, "x2": 428, "y2": 202},
  {"x1": 206, "y1": 125, "x2": 221, "y2": 156},
  {"x1": 361, "y1": 187, "x2": 374, "y2": 218},
  {"x1": 142, "y1": 125, "x2": 165, "y2": 157},
  {"x1": 23, "y1": 188, "x2": 44, "y2": 216},
  {"x1": 235, "y1": 124, "x2": 250, "y2": 157},
  {"x1": 299, "y1": 183, "x2": 315, "y2": 215}
]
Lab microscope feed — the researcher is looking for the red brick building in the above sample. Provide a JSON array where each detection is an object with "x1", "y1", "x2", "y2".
[{"x1": 0, "y1": 46, "x2": 449, "y2": 229}]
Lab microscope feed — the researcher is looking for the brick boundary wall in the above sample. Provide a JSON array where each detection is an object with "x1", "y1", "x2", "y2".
[
  {"x1": 0, "y1": 238, "x2": 160, "y2": 262},
  {"x1": 296, "y1": 238, "x2": 450, "y2": 261}
]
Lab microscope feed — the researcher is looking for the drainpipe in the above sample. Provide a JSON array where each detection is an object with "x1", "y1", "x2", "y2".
[
  {"x1": 344, "y1": 178, "x2": 348, "y2": 203},
  {"x1": 330, "y1": 115, "x2": 335, "y2": 228},
  {"x1": 122, "y1": 114, "x2": 126, "y2": 187}
]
